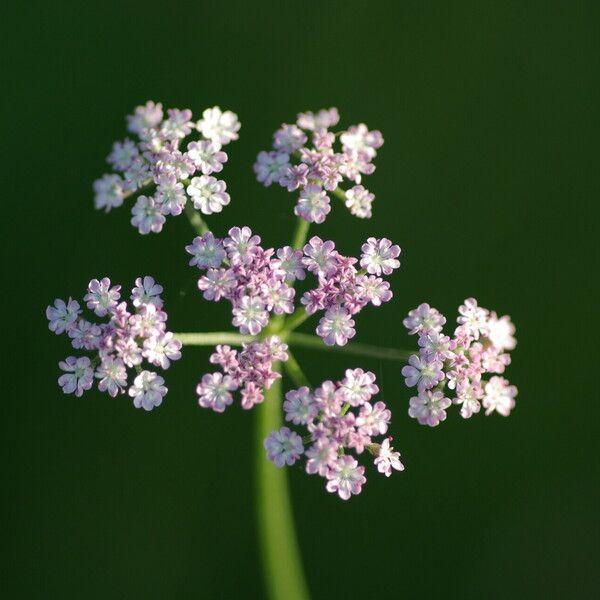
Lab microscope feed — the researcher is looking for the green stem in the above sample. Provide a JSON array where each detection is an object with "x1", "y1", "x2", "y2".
[
  {"x1": 287, "y1": 332, "x2": 413, "y2": 362},
  {"x1": 184, "y1": 202, "x2": 210, "y2": 235},
  {"x1": 175, "y1": 331, "x2": 413, "y2": 363},
  {"x1": 282, "y1": 308, "x2": 312, "y2": 334},
  {"x1": 331, "y1": 186, "x2": 347, "y2": 204},
  {"x1": 174, "y1": 332, "x2": 253, "y2": 346},
  {"x1": 291, "y1": 217, "x2": 310, "y2": 251},
  {"x1": 256, "y1": 363, "x2": 310, "y2": 600},
  {"x1": 283, "y1": 350, "x2": 311, "y2": 388}
]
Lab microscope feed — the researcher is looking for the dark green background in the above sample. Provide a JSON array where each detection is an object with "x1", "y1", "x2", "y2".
[{"x1": 3, "y1": 1, "x2": 598, "y2": 598}]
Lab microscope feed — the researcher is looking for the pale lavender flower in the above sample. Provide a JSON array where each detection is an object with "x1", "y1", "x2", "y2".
[
  {"x1": 68, "y1": 319, "x2": 102, "y2": 350},
  {"x1": 302, "y1": 237, "x2": 337, "y2": 278},
  {"x1": 418, "y1": 332, "x2": 453, "y2": 362},
  {"x1": 95, "y1": 357, "x2": 127, "y2": 397},
  {"x1": 305, "y1": 440, "x2": 337, "y2": 476},
  {"x1": 224, "y1": 226, "x2": 261, "y2": 263},
  {"x1": 143, "y1": 332, "x2": 182, "y2": 369},
  {"x1": 155, "y1": 173, "x2": 187, "y2": 216},
  {"x1": 325, "y1": 455, "x2": 366, "y2": 500},
  {"x1": 264, "y1": 427, "x2": 304, "y2": 467},
  {"x1": 84, "y1": 277, "x2": 121, "y2": 317},
  {"x1": 131, "y1": 276, "x2": 163, "y2": 308},
  {"x1": 279, "y1": 163, "x2": 309, "y2": 192},
  {"x1": 316, "y1": 306, "x2": 356, "y2": 346},
  {"x1": 232, "y1": 296, "x2": 269, "y2": 335},
  {"x1": 196, "y1": 106, "x2": 240, "y2": 145},
  {"x1": 284, "y1": 387, "x2": 318, "y2": 425},
  {"x1": 241, "y1": 382, "x2": 264, "y2": 410},
  {"x1": 198, "y1": 268, "x2": 236, "y2": 301},
  {"x1": 128, "y1": 370, "x2": 167, "y2": 411},
  {"x1": 58, "y1": 356, "x2": 94, "y2": 397},
  {"x1": 261, "y1": 279, "x2": 295, "y2": 314},
  {"x1": 253, "y1": 151, "x2": 290, "y2": 186},
  {"x1": 345, "y1": 185, "x2": 374, "y2": 219},
  {"x1": 356, "y1": 275, "x2": 392, "y2": 306},
  {"x1": 107, "y1": 139, "x2": 139, "y2": 171},
  {"x1": 126, "y1": 101, "x2": 163, "y2": 135},
  {"x1": 373, "y1": 438, "x2": 404, "y2": 477},
  {"x1": 408, "y1": 390, "x2": 451, "y2": 426},
  {"x1": 187, "y1": 175, "x2": 230, "y2": 215},
  {"x1": 273, "y1": 246, "x2": 306, "y2": 282},
  {"x1": 124, "y1": 158, "x2": 152, "y2": 190},
  {"x1": 403, "y1": 303, "x2": 446, "y2": 335},
  {"x1": 402, "y1": 354, "x2": 444, "y2": 391},
  {"x1": 482, "y1": 376, "x2": 517, "y2": 416},
  {"x1": 130, "y1": 195, "x2": 166, "y2": 234},
  {"x1": 339, "y1": 368, "x2": 379, "y2": 406},
  {"x1": 295, "y1": 184, "x2": 331, "y2": 224},
  {"x1": 46, "y1": 298, "x2": 81, "y2": 334},
  {"x1": 457, "y1": 297, "x2": 489, "y2": 340},
  {"x1": 296, "y1": 108, "x2": 340, "y2": 131},
  {"x1": 186, "y1": 140, "x2": 228, "y2": 175},
  {"x1": 93, "y1": 174, "x2": 126, "y2": 212},
  {"x1": 360, "y1": 237, "x2": 401, "y2": 276},
  {"x1": 273, "y1": 124, "x2": 307, "y2": 153},
  {"x1": 196, "y1": 372, "x2": 236, "y2": 412},
  {"x1": 186, "y1": 233, "x2": 226, "y2": 269},
  {"x1": 340, "y1": 124, "x2": 384, "y2": 158},
  {"x1": 160, "y1": 108, "x2": 194, "y2": 139}
]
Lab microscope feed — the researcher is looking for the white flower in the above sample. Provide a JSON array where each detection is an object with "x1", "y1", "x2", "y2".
[
  {"x1": 487, "y1": 312, "x2": 517, "y2": 351},
  {"x1": 186, "y1": 140, "x2": 228, "y2": 175},
  {"x1": 196, "y1": 106, "x2": 240, "y2": 145},
  {"x1": 142, "y1": 332, "x2": 182, "y2": 369},
  {"x1": 457, "y1": 298, "x2": 489, "y2": 340},
  {"x1": 483, "y1": 376, "x2": 517, "y2": 416},
  {"x1": 187, "y1": 175, "x2": 230, "y2": 215}
]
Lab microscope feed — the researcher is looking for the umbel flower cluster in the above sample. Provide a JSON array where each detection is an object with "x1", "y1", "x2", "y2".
[
  {"x1": 46, "y1": 277, "x2": 181, "y2": 410},
  {"x1": 186, "y1": 228, "x2": 400, "y2": 346},
  {"x1": 47, "y1": 102, "x2": 519, "y2": 502},
  {"x1": 402, "y1": 299, "x2": 517, "y2": 425},
  {"x1": 255, "y1": 108, "x2": 383, "y2": 222},
  {"x1": 265, "y1": 370, "x2": 404, "y2": 500},
  {"x1": 94, "y1": 101, "x2": 240, "y2": 234}
]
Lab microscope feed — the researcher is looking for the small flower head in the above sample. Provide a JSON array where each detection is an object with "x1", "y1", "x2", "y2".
[
  {"x1": 128, "y1": 370, "x2": 167, "y2": 411},
  {"x1": 187, "y1": 176, "x2": 230, "y2": 215},
  {"x1": 47, "y1": 298, "x2": 81, "y2": 334},
  {"x1": 373, "y1": 438, "x2": 405, "y2": 477},
  {"x1": 325, "y1": 455, "x2": 366, "y2": 500},
  {"x1": 360, "y1": 237, "x2": 401, "y2": 276},
  {"x1": 264, "y1": 427, "x2": 304, "y2": 467},
  {"x1": 408, "y1": 390, "x2": 452, "y2": 426},
  {"x1": 58, "y1": 356, "x2": 94, "y2": 397},
  {"x1": 196, "y1": 106, "x2": 240, "y2": 145}
]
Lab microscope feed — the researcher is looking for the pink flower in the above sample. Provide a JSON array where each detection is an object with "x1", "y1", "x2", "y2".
[
  {"x1": 374, "y1": 438, "x2": 404, "y2": 477},
  {"x1": 403, "y1": 303, "x2": 446, "y2": 335},
  {"x1": 84, "y1": 278, "x2": 121, "y2": 317},
  {"x1": 128, "y1": 370, "x2": 167, "y2": 411},
  {"x1": 457, "y1": 298, "x2": 489, "y2": 340},
  {"x1": 339, "y1": 368, "x2": 379, "y2": 406},
  {"x1": 130, "y1": 195, "x2": 166, "y2": 234},
  {"x1": 186, "y1": 140, "x2": 228, "y2": 175}
]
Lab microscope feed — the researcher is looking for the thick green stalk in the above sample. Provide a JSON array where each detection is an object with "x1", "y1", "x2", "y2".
[
  {"x1": 174, "y1": 332, "x2": 252, "y2": 346},
  {"x1": 256, "y1": 364, "x2": 310, "y2": 600},
  {"x1": 291, "y1": 217, "x2": 310, "y2": 251},
  {"x1": 283, "y1": 350, "x2": 311, "y2": 388}
]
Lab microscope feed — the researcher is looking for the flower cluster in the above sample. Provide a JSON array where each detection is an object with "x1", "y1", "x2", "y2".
[
  {"x1": 401, "y1": 298, "x2": 518, "y2": 425},
  {"x1": 187, "y1": 228, "x2": 400, "y2": 346},
  {"x1": 254, "y1": 108, "x2": 383, "y2": 222},
  {"x1": 94, "y1": 101, "x2": 240, "y2": 234},
  {"x1": 197, "y1": 337, "x2": 288, "y2": 412},
  {"x1": 46, "y1": 276, "x2": 181, "y2": 410},
  {"x1": 264, "y1": 369, "x2": 404, "y2": 500}
]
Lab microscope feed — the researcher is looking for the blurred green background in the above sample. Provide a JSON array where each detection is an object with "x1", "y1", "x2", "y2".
[{"x1": 2, "y1": 1, "x2": 598, "y2": 598}]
